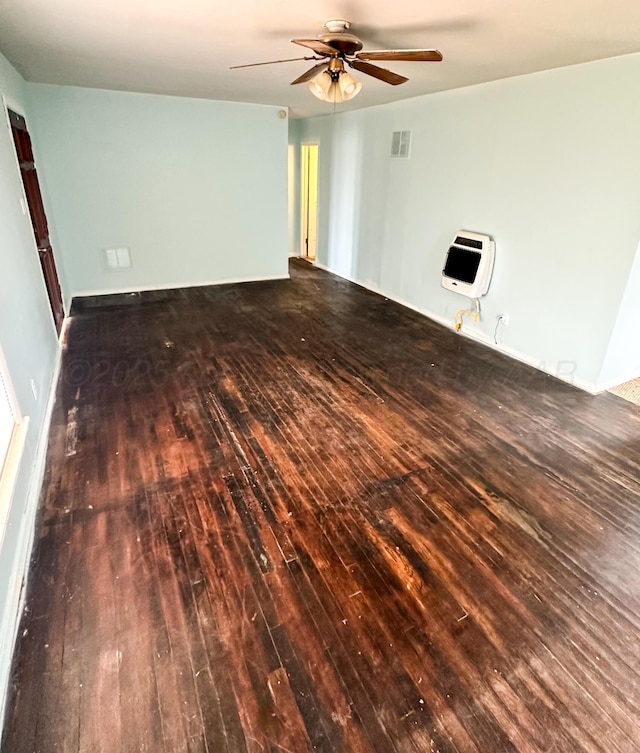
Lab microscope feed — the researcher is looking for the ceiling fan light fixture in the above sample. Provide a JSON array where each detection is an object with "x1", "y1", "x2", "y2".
[
  {"x1": 233, "y1": 19, "x2": 444, "y2": 102},
  {"x1": 308, "y1": 70, "x2": 333, "y2": 101},
  {"x1": 338, "y1": 71, "x2": 362, "y2": 100},
  {"x1": 308, "y1": 68, "x2": 362, "y2": 103}
]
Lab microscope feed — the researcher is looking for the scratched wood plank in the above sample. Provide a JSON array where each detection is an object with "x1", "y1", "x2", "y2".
[{"x1": 3, "y1": 259, "x2": 640, "y2": 753}]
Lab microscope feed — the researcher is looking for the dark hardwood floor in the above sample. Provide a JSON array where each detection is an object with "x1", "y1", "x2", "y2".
[{"x1": 3, "y1": 259, "x2": 640, "y2": 753}]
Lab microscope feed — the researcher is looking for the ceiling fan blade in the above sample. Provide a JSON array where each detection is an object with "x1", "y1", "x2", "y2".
[
  {"x1": 290, "y1": 62, "x2": 329, "y2": 85},
  {"x1": 357, "y1": 49, "x2": 443, "y2": 62},
  {"x1": 291, "y1": 38, "x2": 338, "y2": 55},
  {"x1": 349, "y1": 60, "x2": 408, "y2": 86},
  {"x1": 230, "y1": 56, "x2": 317, "y2": 70}
]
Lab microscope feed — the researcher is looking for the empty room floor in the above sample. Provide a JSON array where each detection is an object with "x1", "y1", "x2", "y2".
[{"x1": 3, "y1": 259, "x2": 640, "y2": 753}]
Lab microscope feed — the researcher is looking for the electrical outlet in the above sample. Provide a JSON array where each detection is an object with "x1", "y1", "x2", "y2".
[{"x1": 499, "y1": 313, "x2": 510, "y2": 326}]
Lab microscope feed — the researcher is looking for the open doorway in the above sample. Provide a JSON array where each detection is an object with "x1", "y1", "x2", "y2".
[
  {"x1": 0, "y1": 343, "x2": 28, "y2": 534},
  {"x1": 0, "y1": 367, "x2": 17, "y2": 480},
  {"x1": 300, "y1": 143, "x2": 319, "y2": 262},
  {"x1": 8, "y1": 109, "x2": 65, "y2": 335}
]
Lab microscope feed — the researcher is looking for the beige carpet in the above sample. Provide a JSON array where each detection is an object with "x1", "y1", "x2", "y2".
[{"x1": 609, "y1": 377, "x2": 640, "y2": 406}]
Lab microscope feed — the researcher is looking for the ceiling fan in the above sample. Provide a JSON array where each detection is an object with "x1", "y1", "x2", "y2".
[{"x1": 230, "y1": 19, "x2": 443, "y2": 103}]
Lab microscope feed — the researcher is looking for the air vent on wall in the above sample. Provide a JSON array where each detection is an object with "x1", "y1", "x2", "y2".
[{"x1": 391, "y1": 130, "x2": 411, "y2": 159}]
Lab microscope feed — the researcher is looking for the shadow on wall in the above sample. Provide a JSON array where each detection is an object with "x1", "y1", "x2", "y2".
[{"x1": 326, "y1": 118, "x2": 363, "y2": 278}]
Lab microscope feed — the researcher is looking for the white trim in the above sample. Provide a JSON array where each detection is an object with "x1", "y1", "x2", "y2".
[
  {"x1": 314, "y1": 261, "x2": 599, "y2": 395},
  {"x1": 0, "y1": 348, "x2": 61, "y2": 731},
  {"x1": 0, "y1": 94, "x2": 26, "y2": 120},
  {"x1": 58, "y1": 313, "x2": 72, "y2": 348},
  {"x1": 72, "y1": 273, "x2": 290, "y2": 300},
  {"x1": 1, "y1": 96, "x2": 30, "y2": 231}
]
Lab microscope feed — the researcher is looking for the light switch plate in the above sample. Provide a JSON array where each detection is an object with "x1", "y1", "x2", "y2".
[
  {"x1": 103, "y1": 247, "x2": 131, "y2": 270},
  {"x1": 115, "y1": 247, "x2": 131, "y2": 268}
]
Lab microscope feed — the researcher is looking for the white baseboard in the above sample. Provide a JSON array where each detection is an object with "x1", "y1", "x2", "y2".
[
  {"x1": 0, "y1": 345, "x2": 62, "y2": 732},
  {"x1": 314, "y1": 261, "x2": 599, "y2": 395},
  {"x1": 72, "y1": 273, "x2": 290, "y2": 300}
]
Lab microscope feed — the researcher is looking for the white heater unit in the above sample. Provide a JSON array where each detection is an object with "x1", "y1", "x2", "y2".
[{"x1": 441, "y1": 230, "x2": 495, "y2": 298}]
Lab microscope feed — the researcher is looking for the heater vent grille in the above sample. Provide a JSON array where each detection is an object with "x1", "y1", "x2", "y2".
[{"x1": 391, "y1": 130, "x2": 411, "y2": 159}]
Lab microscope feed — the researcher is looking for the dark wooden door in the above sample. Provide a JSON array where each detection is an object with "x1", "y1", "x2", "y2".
[{"x1": 9, "y1": 110, "x2": 64, "y2": 335}]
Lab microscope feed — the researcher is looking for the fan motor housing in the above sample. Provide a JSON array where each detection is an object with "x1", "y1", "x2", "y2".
[{"x1": 317, "y1": 31, "x2": 363, "y2": 55}]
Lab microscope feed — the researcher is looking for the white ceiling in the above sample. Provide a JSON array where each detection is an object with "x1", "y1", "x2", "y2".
[{"x1": 1, "y1": 0, "x2": 640, "y2": 118}]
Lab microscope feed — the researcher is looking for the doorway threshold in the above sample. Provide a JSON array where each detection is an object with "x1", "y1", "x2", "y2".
[{"x1": 609, "y1": 377, "x2": 640, "y2": 406}]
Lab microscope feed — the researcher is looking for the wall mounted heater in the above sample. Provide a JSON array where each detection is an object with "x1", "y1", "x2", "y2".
[{"x1": 441, "y1": 230, "x2": 495, "y2": 298}]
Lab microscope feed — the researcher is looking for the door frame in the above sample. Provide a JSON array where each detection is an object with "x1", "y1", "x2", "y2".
[
  {"x1": 2, "y1": 95, "x2": 66, "y2": 337},
  {"x1": 300, "y1": 142, "x2": 319, "y2": 262}
]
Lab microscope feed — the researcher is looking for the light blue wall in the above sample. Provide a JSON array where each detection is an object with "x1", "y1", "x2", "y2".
[
  {"x1": 26, "y1": 85, "x2": 290, "y2": 298},
  {"x1": 599, "y1": 240, "x2": 640, "y2": 388},
  {"x1": 287, "y1": 119, "x2": 301, "y2": 257},
  {"x1": 294, "y1": 54, "x2": 640, "y2": 391},
  {"x1": 0, "y1": 51, "x2": 60, "y2": 721}
]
